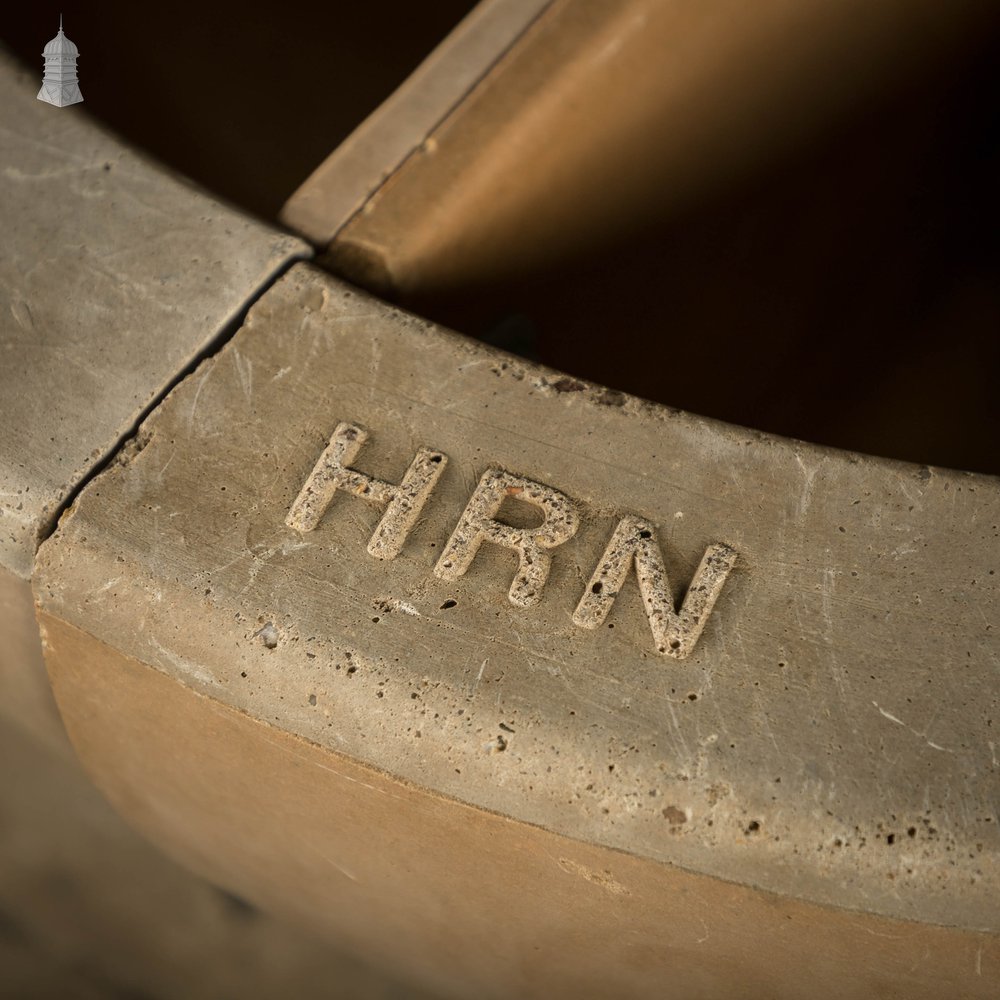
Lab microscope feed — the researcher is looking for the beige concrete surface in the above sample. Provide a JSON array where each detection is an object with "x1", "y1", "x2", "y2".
[
  {"x1": 34, "y1": 264, "x2": 999, "y2": 945},
  {"x1": 0, "y1": 566, "x2": 69, "y2": 760},
  {"x1": 5, "y1": 3, "x2": 997, "y2": 991},
  {"x1": 37, "y1": 611, "x2": 1000, "y2": 1000},
  {"x1": 0, "y1": 41, "x2": 442, "y2": 1000},
  {"x1": 0, "y1": 572, "x2": 432, "y2": 1000},
  {"x1": 0, "y1": 48, "x2": 308, "y2": 578},
  {"x1": 0, "y1": 714, "x2": 434, "y2": 1000}
]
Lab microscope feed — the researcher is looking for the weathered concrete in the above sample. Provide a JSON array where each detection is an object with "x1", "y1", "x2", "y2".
[
  {"x1": 38, "y1": 613, "x2": 1000, "y2": 1000},
  {"x1": 34, "y1": 263, "x2": 999, "y2": 991},
  {"x1": 0, "y1": 712, "x2": 435, "y2": 999},
  {"x1": 0, "y1": 49, "x2": 308, "y2": 579},
  {"x1": 0, "y1": 47, "x2": 429, "y2": 999}
]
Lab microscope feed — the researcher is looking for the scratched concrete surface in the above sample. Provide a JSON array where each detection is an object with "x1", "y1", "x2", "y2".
[
  {"x1": 36, "y1": 263, "x2": 1000, "y2": 933},
  {"x1": 0, "y1": 49, "x2": 308, "y2": 578},
  {"x1": 0, "y1": 43, "x2": 433, "y2": 999},
  {"x1": 0, "y1": 563, "x2": 430, "y2": 999}
]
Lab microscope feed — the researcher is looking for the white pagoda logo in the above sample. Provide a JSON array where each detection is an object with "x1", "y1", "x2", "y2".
[{"x1": 37, "y1": 16, "x2": 83, "y2": 108}]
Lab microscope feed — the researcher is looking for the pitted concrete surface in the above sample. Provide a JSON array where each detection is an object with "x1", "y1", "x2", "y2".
[{"x1": 36, "y1": 263, "x2": 1000, "y2": 933}]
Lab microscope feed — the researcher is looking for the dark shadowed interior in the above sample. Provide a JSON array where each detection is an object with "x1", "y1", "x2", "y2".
[{"x1": 3, "y1": 2, "x2": 998, "y2": 473}]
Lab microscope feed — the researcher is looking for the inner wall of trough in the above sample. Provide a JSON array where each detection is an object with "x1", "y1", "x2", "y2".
[{"x1": 3, "y1": 2, "x2": 998, "y2": 473}]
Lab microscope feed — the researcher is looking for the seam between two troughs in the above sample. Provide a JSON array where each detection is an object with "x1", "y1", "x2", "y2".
[{"x1": 33, "y1": 250, "x2": 311, "y2": 572}]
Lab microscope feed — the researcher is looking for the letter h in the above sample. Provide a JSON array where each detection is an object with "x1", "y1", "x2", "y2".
[{"x1": 286, "y1": 421, "x2": 446, "y2": 559}]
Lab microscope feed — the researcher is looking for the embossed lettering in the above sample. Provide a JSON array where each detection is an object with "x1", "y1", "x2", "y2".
[
  {"x1": 287, "y1": 421, "x2": 446, "y2": 559},
  {"x1": 287, "y1": 419, "x2": 739, "y2": 656},
  {"x1": 434, "y1": 470, "x2": 579, "y2": 608},
  {"x1": 573, "y1": 515, "x2": 737, "y2": 659}
]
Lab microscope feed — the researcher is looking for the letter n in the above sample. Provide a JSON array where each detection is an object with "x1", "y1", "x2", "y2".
[{"x1": 573, "y1": 515, "x2": 737, "y2": 659}]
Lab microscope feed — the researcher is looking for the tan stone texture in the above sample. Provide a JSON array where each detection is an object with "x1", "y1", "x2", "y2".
[
  {"x1": 0, "y1": 50, "x2": 308, "y2": 578},
  {"x1": 38, "y1": 612, "x2": 1000, "y2": 999},
  {"x1": 34, "y1": 264, "x2": 1000, "y2": 962},
  {"x1": 306, "y1": 0, "x2": 997, "y2": 296},
  {"x1": 0, "y1": 45, "x2": 434, "y2": 999},
  {"x1": 0, "y1": 707, "x2": 433, "y2": 999},
  {"x1": 0, "y1": 566, "x2": 68, "y2": 758}
]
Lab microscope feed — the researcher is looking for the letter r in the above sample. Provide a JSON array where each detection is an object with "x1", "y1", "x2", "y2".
[{"x1": 434, "y1": 469, "x2": 579, "y2": 607}]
